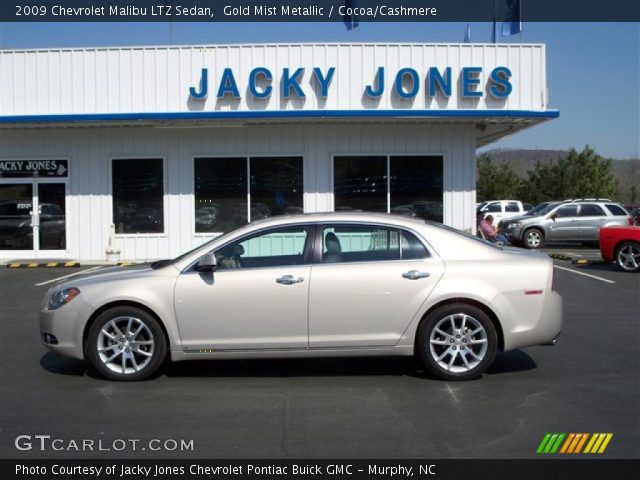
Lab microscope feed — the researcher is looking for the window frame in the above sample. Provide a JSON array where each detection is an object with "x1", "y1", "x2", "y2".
[
  {"x1": 578, "y1": 204, "x2": 606, "y2": 217},
  {"x1": 185, "y1": 223, "x2": 316, "y2": 273},
  {"x1": 110, "y1": 156, "x2": 167, "y2": 237},
  {"x1": 191, "y1": 154, "x2": 305, "y2": 237},
  {"x1": 553, "y1": 204, "x2": 579, "y2": 219},
  {"x1": 330, "y1": 153, "x2": 445, "y2": 217},
  {"x1": 312, "y1": 221, "x2": 432, "y2": 265}
]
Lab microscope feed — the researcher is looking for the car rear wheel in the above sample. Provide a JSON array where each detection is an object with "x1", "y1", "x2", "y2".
[
  {"x1": 524, "y1": 228, "x2": 544, "y2": 249},
  {"x1": 615, "y1": 241, "x2": 640, "y2": 273},
  {"x1": 418, "y1": 304, "x2": 498, "y2": 381},
  {"x1": 86, "y1": 306, "x2": 167, "y2": 381}
]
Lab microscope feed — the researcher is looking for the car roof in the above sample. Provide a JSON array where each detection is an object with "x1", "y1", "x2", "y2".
[{"x1": 246, "y1": 211, "x2": 428, "y2": 229}]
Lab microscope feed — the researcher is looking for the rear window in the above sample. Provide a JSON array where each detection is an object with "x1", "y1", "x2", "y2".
[{"x1": 605, "y1": 204, "x2": 628, "y2": 216}]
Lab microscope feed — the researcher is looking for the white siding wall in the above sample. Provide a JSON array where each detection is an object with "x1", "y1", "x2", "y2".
[
  {"x1": 0, "y1": 43, "x2": 548, "y2": 115},
  {"x1": 0, "y1": 124, "x2": 475, "y2": 261}
]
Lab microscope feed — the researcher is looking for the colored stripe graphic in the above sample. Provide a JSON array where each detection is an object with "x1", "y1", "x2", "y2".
[
  {"x1": 585, "y1": 433, "x2": 613, "y2": 454},
  {"x1": 539, "y1": 433, "x2": 613, "y2": 454}
]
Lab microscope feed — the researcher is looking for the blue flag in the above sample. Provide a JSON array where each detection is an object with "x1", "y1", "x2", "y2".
[
  {"x1": 343, "y1": 0, "x2": 359, "y2": 31},
  {"x1": 464, "y1": 23, "x2": 471, "y2": 43},
  {"x1": 501, "y1": 0, "x2": 523, "y2": 36}
]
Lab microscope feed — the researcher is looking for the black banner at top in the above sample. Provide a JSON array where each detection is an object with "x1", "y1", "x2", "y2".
[{"x1": 3, "y1": 0, "x2": 640, "y2": 22}]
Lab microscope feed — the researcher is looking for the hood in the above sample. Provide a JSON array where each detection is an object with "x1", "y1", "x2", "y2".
[
  {"x1": 500, "y1": 215, "x2": 536, "y2": 225},
  {"x1": 50, "y1": 263, "x2": 178, "y2": 290}
]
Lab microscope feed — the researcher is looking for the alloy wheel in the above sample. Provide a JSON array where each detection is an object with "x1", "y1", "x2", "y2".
[
  {"x1": 617, "y1": 243, "x2": 640, "y2": 272},
  {"x1": 97, "y1": 316, "x2": 155, "y2": 374},
  {"x1": 429, "y1": 313, "x2": 488, "y2": 373}
]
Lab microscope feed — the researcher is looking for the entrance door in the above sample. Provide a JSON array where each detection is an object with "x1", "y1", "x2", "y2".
[
  {"x1": 0, "y1": 181, "x2": 67, "y2": 258},
  {"x1": 36, "y1": 182, "x2": 67, "y2": 255}
]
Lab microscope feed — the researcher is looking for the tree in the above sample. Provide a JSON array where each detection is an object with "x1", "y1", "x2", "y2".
[
  {"x1": 520, "y1": 146, "x2": 618, "y2": 203},
  {"x1": 476, "y1": 153, "x2": 522, "y2": 201}
]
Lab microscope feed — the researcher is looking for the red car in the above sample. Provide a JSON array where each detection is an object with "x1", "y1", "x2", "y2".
[{"x1": 599, "y1": 226, "x2": 640, "y2": 272}]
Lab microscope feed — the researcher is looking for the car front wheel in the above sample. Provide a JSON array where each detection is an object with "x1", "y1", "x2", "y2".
[
  {"x1": 86, "y1": 306, "x2": 167, "y2": 381},
  {"x1": 524, "y1": 228, "x2": 544, "y2": 249},
  {"x1": 616, "y1": 241, "x2": 640, "y2": 273},
  {"x1": 418, "y1": 304, "x2": 497, "y2": 381}
]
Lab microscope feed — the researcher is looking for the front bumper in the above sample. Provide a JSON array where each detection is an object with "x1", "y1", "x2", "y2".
[{"x1": 39, "y1": 301, "x2": 90, "y2": 361}]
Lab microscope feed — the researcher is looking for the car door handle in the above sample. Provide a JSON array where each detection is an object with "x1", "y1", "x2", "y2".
[
  {"x1": 276, "y1": 275, "x2": 304, "y2": 285},
  {"x1": 402, "y1": 270, "x2": 430, "y2": 280}
]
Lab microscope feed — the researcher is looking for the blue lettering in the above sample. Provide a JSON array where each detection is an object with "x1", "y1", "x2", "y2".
[
  {"x1": 428, "y1": 67, "x2": 452, "y2": 97},
  {"x1": 249, "y1": 67, "x2": 273, "y2": 98},
  {"x1": 395, "y1": 68, "x2": 420, "y2": 99},
  {"x1": 462, "y1": 67, "x2": 483, "y2": 97},
  {"x1": 313, "y1": 67, "x2": 335, "y2": 98},
  {"x1": 189, "y1": 68, "x2": 208, "y2": 99},
  {"x1": 365, "y1": 67, "x2": 385, "y2": 97},
  {"x1": 489, "y1": 66, "x2": 512, "y2": 98},
  {"x1": 216, "y1": 68, "x2": 240, "y2": 98},
  {"x1": 282, "y1": 68, "x2": 306, "y2": 98}
]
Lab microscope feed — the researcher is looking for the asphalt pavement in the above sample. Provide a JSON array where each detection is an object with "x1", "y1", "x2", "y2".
[{"x1": 0, "y1": 258, "x2": 638, "y2": 459}]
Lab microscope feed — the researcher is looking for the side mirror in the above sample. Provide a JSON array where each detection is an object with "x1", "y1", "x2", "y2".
[
  {"x1": 550, "y1": 213, "x2": 557, "y2": 221},
  {"x1": 195, "y1": 253, "x2": 217, "y2": 272}
]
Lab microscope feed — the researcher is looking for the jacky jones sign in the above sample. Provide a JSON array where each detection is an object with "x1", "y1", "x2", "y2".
[{"x1": 188, "y1": 66, "x2": 513, "y2": 101}]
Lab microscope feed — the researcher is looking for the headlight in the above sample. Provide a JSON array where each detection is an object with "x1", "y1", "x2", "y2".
[
  {"x1": 48, "y1": 287, "x2": 80, "y2": 310},
  {"x1": 506, "y1": 222, "x2": 522, "y2": 229}
]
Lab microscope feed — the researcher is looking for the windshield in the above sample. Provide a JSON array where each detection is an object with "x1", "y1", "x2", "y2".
[
  {"x1": 151, "y1": 230, "x2": 237, "y2": 269},
  {"x1": 536, "y1": 203, "x2": 559, "y2": 216}
]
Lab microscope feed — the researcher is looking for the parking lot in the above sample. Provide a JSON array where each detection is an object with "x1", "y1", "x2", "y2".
[{"x1": 0, "y1": 252, "x2": 638, "y2": 459}]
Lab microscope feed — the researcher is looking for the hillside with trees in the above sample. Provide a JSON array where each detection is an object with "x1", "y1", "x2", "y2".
[{"x1": 477, "y1": 146, "x2": 639, "y2": 205}]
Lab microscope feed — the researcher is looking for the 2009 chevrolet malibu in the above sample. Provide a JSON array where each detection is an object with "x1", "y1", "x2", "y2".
[{"x1": 40, "y1": 213, "x2": 562, "y2": 381}]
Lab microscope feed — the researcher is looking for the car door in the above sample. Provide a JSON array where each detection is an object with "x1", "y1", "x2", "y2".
[
  {"x1": 174, "y1": 225, "x2": 312, "y2": 351},
  {"x1": 547, "y1": 204, "x2": 580, "y2": 241},
  {"x1": 577, "y1": 204, "x2": 607, "y2": 240},
  {"x1": 308, "y1": 223, "x2": 444, "y2": 348}
]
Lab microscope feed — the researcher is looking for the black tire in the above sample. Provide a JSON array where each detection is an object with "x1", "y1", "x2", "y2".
[
  {"x1": 523, "y1": 228, "x2": 544, "y2": 249},
  {"x1": 615, "y1": 241, "x2": 640, "y2": 273},
  {"x1": 417, "y1": 303, "x2": 498, "y2": 381},
  {"x1": 86, "y1": 306, "x2": 167, "y2": 381}
]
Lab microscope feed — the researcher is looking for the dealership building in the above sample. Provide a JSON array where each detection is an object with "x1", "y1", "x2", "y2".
[{"x1": 0, "y1": 43, "x2": 556, "y2": 262}]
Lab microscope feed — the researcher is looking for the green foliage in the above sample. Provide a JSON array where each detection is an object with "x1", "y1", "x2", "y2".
[
  {"x1": 476, "y1": 153, "x2": 522, "y2": 202},
  {"x1": 478, "y1": 146, "x2": 619, "y2": 204}
]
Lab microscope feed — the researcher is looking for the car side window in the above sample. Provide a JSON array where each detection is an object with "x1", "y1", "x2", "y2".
[
  {"x1": 486, "y1": 202, "x2": 502, "y2": 213},
  {"x1": 214, "y1": 226, "x2": 309, "y2": 270},
  {"x1": 505, "y1": 202, "x2": 520, "y2": 212},
  {"x1": 554, "y1": 205, "x2": 578, "y2": 218},
  {"x1": 401, "y1": 230, "x2": 429, "y2": 259},
  {"x1": 322, "y1": 224, "x2": 401, "y2": 264},
  {"x1": 578, "y1": 204, "x2": 606, "y2": 216},
  {"x1": 605, "y1": 204, "x2": 628, "y2": 216}
]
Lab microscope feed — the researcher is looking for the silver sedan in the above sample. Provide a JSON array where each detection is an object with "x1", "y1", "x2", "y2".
[{"x1": 40, "y1": 213, "x2": 562, "y2": 381}]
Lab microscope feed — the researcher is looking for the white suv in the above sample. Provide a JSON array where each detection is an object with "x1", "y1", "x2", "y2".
[{"x1": 477, "y1": 200, "x2": 525, "y2": 227}]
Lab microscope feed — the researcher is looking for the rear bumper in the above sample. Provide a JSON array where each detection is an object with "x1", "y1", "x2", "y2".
[{"x1": 505, "y1": 290, "x2": 563, "y2": 350}]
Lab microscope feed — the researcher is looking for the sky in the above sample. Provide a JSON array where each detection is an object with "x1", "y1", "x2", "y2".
[{"x1": 0, "y1": 21, "x2": 638, "y2": 159}]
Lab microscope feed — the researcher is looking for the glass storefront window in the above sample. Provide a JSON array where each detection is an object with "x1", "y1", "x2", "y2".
[
  {"x1": 390, "y1": 155, "x2": 443, "y2": 222},
  {"x1": 195, "y1": 157, "x2": 247, "y2": 233},
  {"x1": 334, "y1": 155, "x2": 443, "y2": 222},
  {"x1": 250, "y1": 157, "x2": 303, "y2": 218},
  {"x1": 194, "y1": 156, "x2": 303, "y2": 233},
  {"x1": 334, "y1": 156, "x2": 387, "y2": 213},
  {"x1": 112, "y1": 158, "x2": 164, "y2": 234}
]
